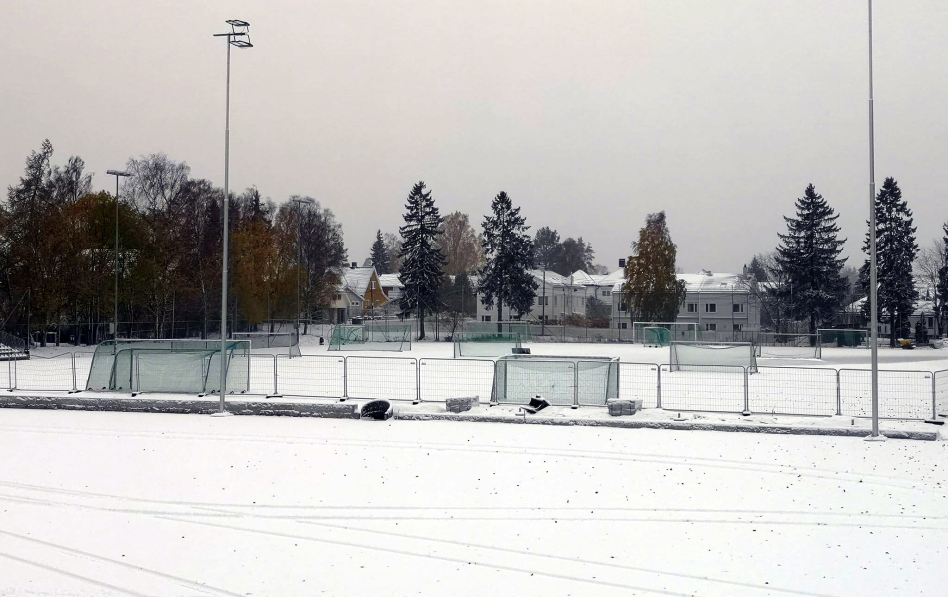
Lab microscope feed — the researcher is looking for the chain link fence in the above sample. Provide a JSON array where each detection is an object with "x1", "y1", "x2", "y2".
[{"x1": 3, "y1": 352, "x2": 947, "y2": 421}]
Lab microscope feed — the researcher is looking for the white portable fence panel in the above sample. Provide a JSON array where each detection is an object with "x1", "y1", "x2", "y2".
[
  {"x1": 838, "y1": 369, "x2": 934, "y2": 420},
  {"x1": 419, "y1": 358, "x2": 495, "y2": 402},
  {"x1": 346, "y1": 356, "x2": 417, "y2": 401},
  {"x1": 73, "y1": 353, "x2": 93, "y2": 390},
  {"x1": 275, "y1": 355, "x2": 345, "y2": 398},
  {"x1": 249, "y1": 354, "x2": 277, "y2": 395},
  {"x1": 749, "y1": 367, "x2": 838, "y2": 416},
  {"x1": 659, "y1": 364, "x2": 745, "y2": 413},
  {"x1": 14, "y1": 353, "x2": 76, "y2": 391},
  {"x1": 0, "y1": 358, "x2": 14, "y2": 389},
  {"x1": 936, "y1": 370, "x2": 948, "y2": 418},
  {"x1": 618, "y1": 363, "x2": 660, "y2": 408}
]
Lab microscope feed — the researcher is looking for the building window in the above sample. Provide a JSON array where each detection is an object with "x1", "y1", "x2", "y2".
[
  {"x1": 928, "y1": 317, "x2": 934, "y2": 328},
  {"x1": 482, "y1": 315, "x2": 491, "y2": 322},
  {"x1": 705, "y1": 303, "x2": 717, "y2": 313},
  {"x1": 732, "y1": 303, "x2": 744, "y2": 313},
  {"x1": 351, "y1": 301, "x2": 359, "y2": 306},
  {"x1": 618, "y1": 322, "x2": 628, "y2": 329},
  {"x1": 705, "y1": 323, "x2": 717, "y2": 331},
  {"x1": 687, "y1": 303, "x2": 698, "y2": 313},
  {"x1": 619, "y1": 302, "x2": 628, "y2": 312},
  {"x1": 733, "y1": 323, "x2": 744, "y2": 331},
  {"x1": 602, "y1": 290, "x2": 611, "y2": 297},
  {"x1": 335, "y1": 294, "x2": 341, "y2": 301}
]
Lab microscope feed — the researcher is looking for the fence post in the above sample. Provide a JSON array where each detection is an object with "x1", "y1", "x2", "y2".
[
  {"x1": 69, "y1": 353, "x2": 79, "y2": 393},
  {"x1": 835, "y1": 369, "x2": 842, "y2": 416},
  {"x1": 273, "y1": 355, "x2": 279, "y2": 396},
  {"x1": 932, "y1": 372, "x2": 938, "y2": 422},
  {"x1": 7, "y1": 358, "x2": 13, "y2": 392},
  {"x1": 572, "y1": 362, "x2": 579, "y2": 408},
  {"x1": 656, "y1": 364, "x2": 662, "y2": 410},
  {"x1": 741, "y1": 366, "x2": 751, "y2": 416},
  {"x1": 415, "y1": 358, "x2": 421, "y2": 404},
  {"x1": 342, "y1": 356, "x2": 348, "y2": 399}
]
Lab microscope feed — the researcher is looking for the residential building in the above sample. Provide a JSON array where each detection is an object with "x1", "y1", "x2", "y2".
[
  {"x1": 331, "y1": 263, "x2": 388, "y2": 323},
  {"x1": 475, "y1": 270, "x2": 586, "y2": 323}
]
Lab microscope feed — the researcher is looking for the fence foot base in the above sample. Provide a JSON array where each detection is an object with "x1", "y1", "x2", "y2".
[
  {"x1": 210, "y1": 411, "x2": 234, "y2": 418},
  {"x1": 672, "y1": 413, "x2": 688, "y2": 421},
  {"x1": 570, "y1": 404, "x2": 578, "y2": 409},
  {"x1": 412, "y1": 400, "x2": 420, "y2": 405},
  {"x1": 339, "y1": 397, "x2": 348, "y2": 402},
  {"x1": 267, "y1": 394, "x2": 283, "y2": 399},
  {"x1": 741, "y1": 410, "x2": 751, "y2": 417},
  {"x1": 68, "y1": 390, "x2": 81, "y2": 394},
  {"x1": 924, "y1": 419, "x2": 945, "y2": 426},
  {"x1": 864, "y1": 433, "x2": 887, "y2": 442}
]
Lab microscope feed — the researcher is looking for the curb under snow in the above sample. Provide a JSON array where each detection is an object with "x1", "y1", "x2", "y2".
[{"x1": 0, "y1": 394, "x2": 941, "y2": 441}]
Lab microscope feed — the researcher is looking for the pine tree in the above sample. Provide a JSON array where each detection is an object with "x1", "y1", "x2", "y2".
[
  {"x1": 623, "y1": 211, "x2": 686, "y2": 322},
  {"x1": 860, "y1": 177, "x2": 918, "y2": 346},
  {"x1": 936, "y1": 222, "x2": 948, "y2": 334},
  {"x1": 397, "y1": 182, "x2": 444, "y2": 340},
  {"x1": 370, "y1": 230, "x2": 389, "y2": 274},
  {"x1": 479, "y1": 191, "x2": 537, "y2": 330},
  {"x1": 774, "y1": 184, "x2": 849, "y2": 335}
]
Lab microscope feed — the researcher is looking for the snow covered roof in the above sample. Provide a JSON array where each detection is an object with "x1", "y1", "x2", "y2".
[
  {"x1": 571, "y1": 268, "x2": 625, "y2": 287},
  {"x1": 338, "y1": 266, "x2": 377, "y2": 297},
  {"x1": 678, "y1": 271, "x2": 748, "y2": 293},
  {"x1": 378, "y1": 273, "x2": 402, "y2": 288},
  {"x1": 847, "y1": 296, "x2": 938, "y2": 316},
  {"x1": 530, "y1": 270, "x2": 585, "y2": 289}
]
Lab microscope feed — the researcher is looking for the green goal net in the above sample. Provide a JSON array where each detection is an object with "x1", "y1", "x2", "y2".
[{"x1": 453, "y1": 332, "x2": 522, "y2": 358}]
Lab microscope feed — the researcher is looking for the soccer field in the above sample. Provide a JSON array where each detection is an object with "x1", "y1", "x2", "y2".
[{"x1": 1, "y1": 408, "x2": 946, "y2": 596}]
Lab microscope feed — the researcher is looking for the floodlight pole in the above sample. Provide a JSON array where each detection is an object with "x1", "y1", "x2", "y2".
[
  {"x1": 106, "y1": 170, "x2": 132, "y2": 355},
  {"x1": 214, "y1": 20, "x2": 252, "y2": 413},
  {"x1": 867, "y1": 0, "x2": 882, "y2": 440}
]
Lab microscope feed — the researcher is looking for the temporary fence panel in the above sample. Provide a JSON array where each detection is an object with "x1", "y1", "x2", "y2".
[
  {"x1": 346, "y1": 356, "x2": 417, "y2": 401},
  {"x1": 935, "y1": 370, "x2": 948, "y2": 418},
  {"x1": 13, "y1": 353, "x2": 76, "y2": 392},
  {"x1": 659, "y1": 364, "x2": 746, "y2": 413},
  {"x1": 73, "y1": 353, "x2": 94, "y2": 390},
  {"x1": 576, "y1": 359, "x2": 620, "y2": 406},
  {"x1": 0, "y1": 358, "x2": 14, "y2": 389},
  {"x1": 249, "y1": 354, "x2": 277, "y2": 395},
  {"x1": 419, "y1": 358, "x2": 495, "y2": 402},
  {"x1": 275, "y1": 355, "x2": 345, "y2": 398},
  {"x1": 617, "y1": 362, "x2": 660, "y2": 408},
  {"x1": 838, "y1": 369, "x2": 934, "y2": 420},
  {"x1": 749, "y1": 367, "x2": 838, "y2": 416}
]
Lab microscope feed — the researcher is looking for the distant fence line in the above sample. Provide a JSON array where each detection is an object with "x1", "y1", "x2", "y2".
[{"x1": 2, "y1": 352, "x2": 946, "y2": 421}]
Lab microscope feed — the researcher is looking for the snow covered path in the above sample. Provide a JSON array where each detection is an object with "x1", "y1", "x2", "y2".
[{"x1": 1, "y1": 409, "x2": 946, "y2": 596}]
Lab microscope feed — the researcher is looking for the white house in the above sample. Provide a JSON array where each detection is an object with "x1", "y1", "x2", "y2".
[{"x1": 475, "y1": 270, "x2": 587, "y2": 323}]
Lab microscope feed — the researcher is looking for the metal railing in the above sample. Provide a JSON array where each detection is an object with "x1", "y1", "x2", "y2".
[{"x1": 3, "y1": 352, "x2": 948, "y2": 421}]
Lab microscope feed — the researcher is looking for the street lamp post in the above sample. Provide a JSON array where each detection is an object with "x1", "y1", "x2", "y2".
[
  {"x1": 292, "y1": 197, "x2": 315, "y2": 344},
  {"x1": 866, "y1": 1, "x2": 883, "y2": 440},
  {"x1": 106, "y1": 169, "x2": 132, "y2": 354},
  {"x1": 213, "y1": 20, "x2": 252, "y2": 414}
]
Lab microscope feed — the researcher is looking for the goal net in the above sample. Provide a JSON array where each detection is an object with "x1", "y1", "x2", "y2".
[
  {"x1": 642, "y1": 327, "x2": 672, "y2": 347},
  {"x1": 232, "y1": 331, "x2": 298, "y2": 348},
  {"x1": 85, "y1": 339, "x2": 250, "y2": 394},
  {"x1": 754, "y1": 333, "x2": 821, "y2": 359},
  {"x1": 669, "y1": 341, "x2": 757, "y2": 373},
  {"x1": 633, "y1": 322, "x2": 701, "y2": 344},
  {"x1": 453, "y1": 332, "x2": 522, "y2": 358},
  {"x1": 328, "y1": 324, "x2": 411, "y2": 351},
  {"x1": 818, "y1": 329, "x2": 870, "y2": 348},
  {"x1": 463, "y1": 321, "x2": 534, "y2": 341},
  {"x1": 493, "y1": 354, "x2": 619, "y2": 406}
]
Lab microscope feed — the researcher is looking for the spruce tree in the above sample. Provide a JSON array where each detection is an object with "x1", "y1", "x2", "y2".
[
  {"x1": 936, "y1": 222, "x2": 948, "y2": 334},
  {"x1": 774, "y1": 184, "x2": 849, "y2": 335},
  {"x1": 479, "y1": 191, "x2": 537, "y2": 330},
  {"x1": 860, "y1": 177, "x2": 918, "y2": 346},
  {"x1": 397, "y1": 182, "x2": 444, "y2": 340},
  {"x1": 370, "y1": 229, "x2": 389, "y2": 274},
  {"x1": 623, "y1": 211, "x2": 686, "y2": 322}
]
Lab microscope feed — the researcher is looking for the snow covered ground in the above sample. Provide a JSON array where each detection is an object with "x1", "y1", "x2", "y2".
[{"x1": 1, "y1": 408, "x2": 946, "y2": 596}]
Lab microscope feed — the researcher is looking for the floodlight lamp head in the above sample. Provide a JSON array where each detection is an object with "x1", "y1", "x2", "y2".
[
  {"x1": 106, "y1": 170, "x2": 132, "y2": 177},
  {"x1": 221, "y1": 19, "x2": 252, "y2": 47}
]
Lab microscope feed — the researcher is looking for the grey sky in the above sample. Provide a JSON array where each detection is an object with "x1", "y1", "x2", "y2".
[{"x1": 2, "y1": 1, "x2": 946, "y2": 274}]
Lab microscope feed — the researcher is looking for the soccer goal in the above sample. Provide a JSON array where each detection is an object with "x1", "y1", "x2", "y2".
[
  {"x1": 669, "y1": 341, "x2": 757, "y2": 373},
  {"x1": 633, "y1": 322, "x2": 701, "y2": 344},
  {"x1": 232, "y1": 331, "x2": 301, "y2": 357},
  {"x1": 85, "y1": 339, "x2": 251, "y2": 394},
  {"x1": 818, "y1": 329, "x2": 870, "y2": 348},
  {"x1": 463, "y1": 321, "x2": 534, "y2": 342},
  {"x1": 755, "y1": 333, "x2": 821, "y2": 359},
  {"x1": 453, "y1": 332, "x2": 522, "y2": 358},
  {"x1": 642, "y1": 326, "x2": 672, "y2": 347},
  {"x1": 493, "y1": 354, "x2": 619, "y2": 406},
  {"x1": 328, "y1": 324, "x2": 411, "y2": 351}
]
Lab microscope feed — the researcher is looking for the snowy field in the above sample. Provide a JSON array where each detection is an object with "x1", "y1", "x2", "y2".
[{"x1": 1, "y1": 408, "x2": 946, "y2": 596}]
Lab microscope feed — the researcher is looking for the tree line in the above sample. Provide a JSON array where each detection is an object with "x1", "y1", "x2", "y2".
[{"x1": 0, "y1": 141, "x2": 346, "y2": 346}]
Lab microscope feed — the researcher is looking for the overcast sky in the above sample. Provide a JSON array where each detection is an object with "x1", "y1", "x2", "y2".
[{"x1": 2, "y1": 0, "x2": 946, "y2": 274}]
